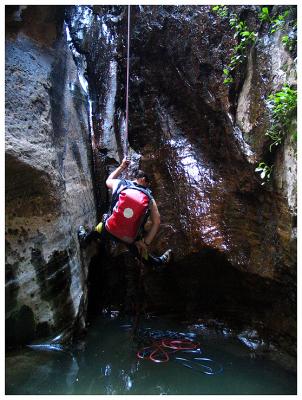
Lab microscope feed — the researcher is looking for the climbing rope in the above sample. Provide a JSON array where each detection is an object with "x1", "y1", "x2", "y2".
[
  {"x1": 137, "y1": 338, "x2": 199, "y2": 363},
  {"x1": 124, "y1": 5, "x2": 131, "y2": 157},
  {"x1": 134, "y1": 328, "x2": 223, "y2": 375},
  {"x1": 131, "y1": 253, "x2": 145, "y2": 336}
]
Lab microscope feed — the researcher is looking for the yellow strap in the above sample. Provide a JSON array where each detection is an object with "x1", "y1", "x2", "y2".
[
  {"x1": 94, "y1": 222, "x2": 103, "y2": 234},
  {"x1": 142, "y1": 249, "x2": 148, "y2": 261}
]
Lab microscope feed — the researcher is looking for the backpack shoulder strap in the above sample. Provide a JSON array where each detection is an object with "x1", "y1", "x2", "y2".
[
  {"x1": 129, "y1": 182, "x2": 154, "y2": 201},
  {"x1": 114, "y1": 179, "x2": 129, "y2": 195},
  {"x1": 110, "y1": 180, "x2": 153, "y2": 212},
  {"x1": 115, "y1": 180, "x2": 153, "y2": 200},
  {"x1": 110, "y1": 179, "x2": 129, "y2": 212}
]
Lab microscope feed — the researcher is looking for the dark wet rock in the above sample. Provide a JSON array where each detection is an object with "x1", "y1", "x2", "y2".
[
  {"x1": 5, "y1": 4, "x2": 296, "y2": 370},
  {"x1": 125, "y1": 5, "x2": 296, "y2": 277},
  {"x1": 5, "y1": 6, "x2": 97, "y2": 346},
  {"x1": 65, "y1": 5, "x2": 129, "y2": 217},
  {"x1": 65, "y1": 4, "x2": 296, "y2": 366},
  {"x1": 6, "y1": 305, "x2": 36, "y2": 346},
  {"x1": 186, "y1": 319, "x2": 296, "y2": 372}
]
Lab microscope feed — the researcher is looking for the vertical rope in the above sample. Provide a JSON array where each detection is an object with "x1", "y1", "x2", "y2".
[
  {"x1": 132, "y1": 254, "x2": 144, "y2": 336},
  {"x1": 125, "y1": 5, "x2": 131, "y2": 156}
]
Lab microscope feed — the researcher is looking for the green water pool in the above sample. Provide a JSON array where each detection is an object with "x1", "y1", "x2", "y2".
[{"x1": 6, "y1": 313, "x2": 297, "y2": 395}]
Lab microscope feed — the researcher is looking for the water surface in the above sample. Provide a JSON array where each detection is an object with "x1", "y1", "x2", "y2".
[{"x1": 6, "y1": 313, "x2": 296, "y2": 395}]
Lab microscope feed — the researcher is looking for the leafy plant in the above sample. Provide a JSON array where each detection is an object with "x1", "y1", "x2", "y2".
[
  {"x1": 223, "y1": 14, "x2": 257, "y2": 84},
  {"x1": 257, "y1": 84, "x2": 297, "y2": 183},
  {"x1": 260, "y1": 6, "x2": 291, "y2": 26},
  {"x1": 259, "y1": 8, "x2": 296, "y2": 52},
  {"x1": 223, "y1": 68, "x2": 234, "y2": 84},
  {"x1": 255, "y1": 162, "x2": 273, "y2": 185},
  {"x1": 281, "y1": 34, "x2": 295, "y2": 51},
  {"x1": 270, "y1": 10, "x2": 289, "y2": 33},
  {"x1": 265, "y1": 126, "x2": 283, "y2": 151},
  {"x1": 240, "y1": 30, "x2": 257, "y2": 42},
  {"x1": 259, "y1": 7, "x2": 271, "y2": 22},
  {"x1": 267, "y1": 84, "x2": 297, "y2": 127},
  {"x1": 212, "y1": 5, "x2": 228, "y2": 18},
  {"x1": 265, "y1": 84, "x2": 297, "y2": 150}
]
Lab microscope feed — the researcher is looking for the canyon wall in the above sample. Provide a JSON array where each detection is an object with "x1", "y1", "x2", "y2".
[
  {"x1": 65, "y1": 5, "x2": 296, "y2": 360},
  {"x1": 5, "y1": 5, "x2": 296, "y2": 365},
  {"x1": 5, "y1": 5, "x2": 96, "y2": 346}
]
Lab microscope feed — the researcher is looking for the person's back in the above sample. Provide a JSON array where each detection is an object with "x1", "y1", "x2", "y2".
[
  {"x1": 105, "y1": 179, "x2": 152, "y2": 244},
  {"x1": 105, "y1": 159, "x2": 161, "y2": 255},
  {"x1": 78, "y1": 157, "x2": 172, "y2": 264}
]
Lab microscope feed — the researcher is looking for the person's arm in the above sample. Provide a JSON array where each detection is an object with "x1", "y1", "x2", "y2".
[
  {"x1": 144, "y1": 200, "x2": 161, "y2": 245},
  {"x1": 135, "y1": 199, "x2": 161, "y2": 254},
  {"x1": 106, "y1": 157, "x2": 130, "y2": 190}
]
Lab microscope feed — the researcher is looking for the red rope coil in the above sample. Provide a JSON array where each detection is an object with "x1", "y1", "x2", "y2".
[{"x1": 137, "y1": 338, "x2": 199, "y2": 363}]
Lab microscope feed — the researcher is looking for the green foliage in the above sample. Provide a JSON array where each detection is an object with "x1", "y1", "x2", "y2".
[
  {"x1": 265, "y1": 126, "x2": 283, "y2": 151},
  {"x1": 219, "y1": 6, "x2": 296, "y2": 87},
  {"x1": 259, "y1": 7, "x2": 270, "y2": 22},
  {"x1": 258, "y1": 7, "x2": 296, "y2": 52},
  {"x1": 291, "y1": 131, "x2": 297, "y2": 142},
  {"x1": 270, "y1": 10, "x2": 289, "y2": 33},
  {"x1": 223, "y1": 76, "x2": 234, "y2": 84},
  {"x1": 240, "y1": 31, "x2": 257, "y2": 42},
  {"x1": 255, "y1": 162, "x2": 273, "y2": 185},
  {"x1": 223, "y1": 68, "x2": 234, "y2": 84},
  {"x1": 212, "y1": 5, "x2": 228, "y2": 18},
  {"x1": 267, "y1": 85, "x2": 297, "y2": 127},
  {"x1": 265, "y1": 85, "x2": 297, "y2": 150},
  {"x1": 258, "y1": 7, "x2": 291, "y2": 33},
  {"x1": 281, "y1": 34, "x2": 295, "y2": 51},
  {"x1": 223, "y1": 13, "x2": 257, "y2": 84},
  {"x1": 257, "y1": 84, "x2": 297, "y2": 183}
]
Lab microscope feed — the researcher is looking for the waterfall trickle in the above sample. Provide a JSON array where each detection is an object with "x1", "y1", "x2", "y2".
[{"x1": 65, "y1": 22, "x2": 95, "y2": 145}]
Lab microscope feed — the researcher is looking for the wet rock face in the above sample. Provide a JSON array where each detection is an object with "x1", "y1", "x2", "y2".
[
  {"x1": 6, "y1": 5, "x2": 296, "y2": 365},
  {"x1": 126, "y1": 7, "x2": 296, "y2": 360},
  {"x1": 5, "y1": 6, "x2": 96, "y2": 346},
  {"x1": 127, "y1": 5, "x2": 296, "y2": 279},
  {"x1": 65, "y1": 5, "x2": 130, "y2": 217},
  {"x1": 66, "y1": 5, "x2": 296, "y2": 361}
]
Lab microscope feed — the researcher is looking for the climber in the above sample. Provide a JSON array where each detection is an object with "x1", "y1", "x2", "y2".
[{"x1": 78, "y1": 157, "x2": 172, "y2": 267}]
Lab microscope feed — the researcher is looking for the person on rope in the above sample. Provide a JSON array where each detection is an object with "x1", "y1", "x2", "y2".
[{"x1": 78, "y1": 157, "x2": 172, "y2": 267}]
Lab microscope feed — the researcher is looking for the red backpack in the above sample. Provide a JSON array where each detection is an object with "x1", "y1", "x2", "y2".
[{"x1": 105, "y1": 179, "x2": 153, "y2": 244}]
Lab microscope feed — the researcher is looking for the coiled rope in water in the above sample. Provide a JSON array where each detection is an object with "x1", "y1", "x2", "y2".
[
  {"x1": 137, "y1": 338, "x2": 199, "y2": 363},
  {"x1": 135, "y1": 329, "x2": 223, "y2": 375}
]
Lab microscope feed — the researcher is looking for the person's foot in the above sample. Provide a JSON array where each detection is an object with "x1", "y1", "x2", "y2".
[{"x1": 160, "y1": 249, "x2": 173, "y2": 264}]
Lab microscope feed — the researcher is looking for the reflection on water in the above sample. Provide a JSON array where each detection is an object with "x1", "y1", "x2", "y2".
[{"x1": 6, "y1": 313, "x2": 296, "y2": 395}]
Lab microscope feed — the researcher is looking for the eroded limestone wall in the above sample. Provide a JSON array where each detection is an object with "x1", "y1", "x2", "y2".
[{"x1": 5, "y1": 5, "x2": 96, "y2": 346}]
